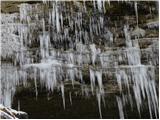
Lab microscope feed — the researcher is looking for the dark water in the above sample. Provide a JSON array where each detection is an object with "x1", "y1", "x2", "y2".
[{"x1": 12, "y1": 87, "x2": 157, "y2": 119}]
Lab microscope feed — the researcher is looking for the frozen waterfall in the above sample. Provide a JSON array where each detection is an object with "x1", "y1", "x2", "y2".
[{"x1": 0, "y1": 0, "x2": 159, "y2": 119}]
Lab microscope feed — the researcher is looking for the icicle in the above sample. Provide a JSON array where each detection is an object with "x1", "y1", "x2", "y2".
[
  {"x1": 52, "y1": 2, "x2": 56, "y2": 28},
  {"x1": 89, "y1": 68, "x2": 95, "y2": 94},
  {"x1": 83, "y1": 0, "x2": 87, "y2": 12},
  {"x1": 0, "y1": 77, "x2": 2, "y2": 106},
  {"x1": 116, "y1": 71, "x2": 122, "y2": 92},
  {"x1": 116, "y1": 96, "x2": 124, "y2": 119},
  {"x1": 102, "y1": 95, "x2": 106, "y2": 108},
  {"x1": 18, "y1": 100, "x2": 20, "y2": 111},
  {"x1": 55, "y1": 3, "x2": 60, "y2": 33},
  {"x1": 95, "y1": 70, "x2": 103, "y2": 93},
  {"x1": 66, "y1": 64, "x2": 76, "y2": 87},
  {"x1": 34, "y1": 78, "x2": 38, "y2": 99},
  {"x1": 60, "y1": 13, "x2": 63, "y2": 30},
  {"x1": 61, "y1": 83, "x2": 65, "y2": 110},
  {"x1": 134, "y1": 2, "x2": 138, "y2": 27},
  {"x1": 68, "y1": 52, "x2": 74, "y2": 64},
  {"x1": 97, "y1": 91, "x2": 102, "y2": 119},
  {"x1": 42, "y1": 0, "x2": 47, "y2": 4},
  {"x1": 99, "y1": 16, "x2": 104, "y2": 29},
  {"x1": 97, "y1": 0, "x2": 103, "y2": 12},
  {"x1": 130, "y1": 65, "x2": 158, "y2": 118},
  {"x1": 103, "y1": 0, "x2": 106, "y2": 12},
  {"x1": 133, "y1": 85, "x2": 141, "y2": 116},
  {"x1": 42, "y1": 18, "x2": 45, "y2": 34},
  {"x1": 107, "y1": 0, "x2": 110, "y2": 7},
  {"x1": 69, "y1": 92, "x2": 72, "y2": 105}
]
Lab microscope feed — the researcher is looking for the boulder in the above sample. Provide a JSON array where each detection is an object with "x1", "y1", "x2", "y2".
[
  {"x1": 131, "y1": 27, "x2": 146, "y2": 37},
  {"x1": 0, "y1": 104, "x2": 28, "y2": 119}
]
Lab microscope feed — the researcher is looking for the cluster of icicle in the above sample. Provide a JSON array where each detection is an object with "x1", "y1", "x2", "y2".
[
  {"x1": 115, "y1": 25, "x2": 158, "y2": 119},
  {"x1": 0, "y1": 0, "x2": 158, "y2": 119}
]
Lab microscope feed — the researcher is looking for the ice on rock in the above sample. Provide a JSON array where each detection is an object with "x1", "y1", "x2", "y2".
[
  {"x1": 1, "y1": 13, "x2": 19, "y2": 24},
  {"x1": 126, "y1": 47, "x2": 141, "y2": 65},
  {"x1": 131, "y1": 27, "x2": 146, "y2": 38},
  {"x1": 1, "y1": 14, "x2": 22, "y2": 60},
  {"x1": 103, "y1": 29, "x2": 113, "y2": 46},
  {"x1": 24, "y1": 59, "x2": 61, "y2": 69},
  {"x1": 67, "y1": 64, "x2": 76, "y2": 86},
  {"x1": 146, "y1": 21, "x2": 159, "y2": 29},
  {"x1": 90, "y1": 44, "x2": 101, "y2": 65},
  {"x1": 67, "y1": 52, "x2": 75, "y2": 64},
  {"x1": 90, "y1": 44, "x2": 97, "y2": 64},
  {"x1": 39, "y1": 32, "x2": 50, "y2": 60},
  {"x1": 124, "y1": 25, "x2": 132, "y2": 47},
  {"x1": 19, "y1": 4, "x2": 32, "y2": 22}
]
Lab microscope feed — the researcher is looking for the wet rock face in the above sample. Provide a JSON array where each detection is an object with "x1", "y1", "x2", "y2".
[
  {"x1": 1, "y1": 1, "x2": 41, "y2": 13},
  {"x1": 1, "y1": 1, "x2": 159, "y2": 119}
]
